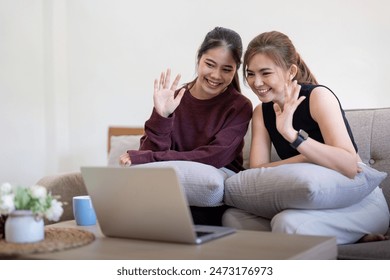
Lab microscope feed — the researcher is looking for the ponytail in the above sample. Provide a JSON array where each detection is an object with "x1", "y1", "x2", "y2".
[{"x1": 295, "y1": 53, "x2": 318, "y2": 84}]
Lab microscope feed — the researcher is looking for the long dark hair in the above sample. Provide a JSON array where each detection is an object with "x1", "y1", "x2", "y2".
[
  {"x1": 243, "y1": 31, "x2": 318, "y2": 85},
  {"x1": 186, "y1": 27, "x2": 243, "y2": 92}
]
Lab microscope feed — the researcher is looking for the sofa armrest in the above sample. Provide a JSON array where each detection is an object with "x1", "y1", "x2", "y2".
[{"x1": 36, "y1": 172, "x2": 87, "y2": 224}]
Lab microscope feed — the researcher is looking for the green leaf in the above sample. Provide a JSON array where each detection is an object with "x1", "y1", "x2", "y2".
[{"x1": 14, "y1": 187, "x2": 31, "y2": 210}]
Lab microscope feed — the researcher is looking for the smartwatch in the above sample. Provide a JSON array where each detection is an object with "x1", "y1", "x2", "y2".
[{"x1": 290, "y1": 129, "x2": 309, "y2": 149}]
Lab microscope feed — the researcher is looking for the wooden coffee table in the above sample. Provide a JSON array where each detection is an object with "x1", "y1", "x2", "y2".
[{"x1": 19, "y1": 220, "x2": 337, "y2": 260}]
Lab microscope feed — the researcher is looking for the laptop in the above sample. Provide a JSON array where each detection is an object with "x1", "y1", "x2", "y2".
[{"x1": 80, "y1": 166, "x2": 235, "y2": 244}]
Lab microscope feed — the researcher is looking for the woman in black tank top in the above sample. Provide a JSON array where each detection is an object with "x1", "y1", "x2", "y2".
[
  {"x1": 241, "y1": 31, "x2": 388, "y2": 243},
  {"x1": 243, "y1": 31, "x2": 360, "y2": 178}
]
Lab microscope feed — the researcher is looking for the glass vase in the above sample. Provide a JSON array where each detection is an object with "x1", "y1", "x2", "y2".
[{"x1": 5, "y1": 210, "x2": 44, "y2": 243}]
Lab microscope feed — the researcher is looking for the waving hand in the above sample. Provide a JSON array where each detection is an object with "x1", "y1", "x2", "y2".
[
  {"x1": 153, "y1": 69, "x2": 186, "y2": 118},
  {"x1": 273, "y1": 80, "x2": 306, "y2": 142}
]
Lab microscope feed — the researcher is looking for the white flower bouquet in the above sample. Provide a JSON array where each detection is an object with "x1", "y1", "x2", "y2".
[{"x1": 0, "y1": 182, "x2": 64, "y2": 222}]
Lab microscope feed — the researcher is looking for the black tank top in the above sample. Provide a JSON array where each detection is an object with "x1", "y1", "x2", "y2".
[{"x1": 262, "y1": 84, "x2": 358, "y2": 160}]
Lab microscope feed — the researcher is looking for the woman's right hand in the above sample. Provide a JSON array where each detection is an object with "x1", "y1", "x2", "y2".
[
  {"x1": 273, "y1": 80, "x2": 305, "y2": 142},
  {"x1": 153, "y1": 69, "x2": 186, "y2": 118}
]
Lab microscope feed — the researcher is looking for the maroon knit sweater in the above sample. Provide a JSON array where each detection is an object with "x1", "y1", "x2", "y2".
[{"x1": 128, "y1": 85, "x2": 253, "y2": 172}]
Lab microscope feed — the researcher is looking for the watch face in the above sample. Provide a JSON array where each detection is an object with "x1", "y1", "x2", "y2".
[{"x1": 299, "y1": 129, "x2": 309, "y2": 140}]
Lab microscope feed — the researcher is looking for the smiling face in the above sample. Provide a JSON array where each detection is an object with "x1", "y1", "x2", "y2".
[
  {"x1": 191, "y1": 46, "x2": 237, "y2": 100},
  {"x1": 246, "y1": 53, "x2": 294, "y2": 105}
]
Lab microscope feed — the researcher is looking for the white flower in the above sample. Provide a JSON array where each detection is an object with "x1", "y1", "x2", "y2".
[
  {"x1": 0, "y1": 193, "x2": 15, "y2": 215},
  {"x1": 0, "y1": 182, "x2": 64, "y2": 221},
  {"x1": 0, "y1": 182, "x2": 12, "y2": 195},
  {"x1": 30, "y1": 185, "x2": 47, "y2": 199},
  {"x1": 45, "y1": 199, "x2": 64, "y2": 222}
]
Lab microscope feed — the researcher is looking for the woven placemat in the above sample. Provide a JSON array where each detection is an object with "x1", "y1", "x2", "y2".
[{"x1": 0, "y1": 227, "x2": 95, "y2": 257}]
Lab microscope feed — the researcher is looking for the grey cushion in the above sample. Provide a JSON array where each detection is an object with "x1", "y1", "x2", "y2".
[
  {"x1": 132, "y1": 161, "x2": 229, "y2": 207},
  {"x1": 108, "y1": 135, "x2": 229, "y2": 207},
  {"x1": 224, "y1": 162, "x2": 387, "y2": 219}
]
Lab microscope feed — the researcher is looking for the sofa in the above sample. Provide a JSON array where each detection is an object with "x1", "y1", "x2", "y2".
[{"x1": 37, "y1": 107, "x2": 390, "y2": 259}]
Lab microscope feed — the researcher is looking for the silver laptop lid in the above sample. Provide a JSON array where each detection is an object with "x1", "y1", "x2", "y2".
[{"x1": 81, "y1": 166, "x2": 199, "y2": 243}]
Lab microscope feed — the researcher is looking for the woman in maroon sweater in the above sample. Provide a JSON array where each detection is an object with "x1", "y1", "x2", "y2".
[{"x1": 120, "y1": 27, "x2": 253, "y2": 225}]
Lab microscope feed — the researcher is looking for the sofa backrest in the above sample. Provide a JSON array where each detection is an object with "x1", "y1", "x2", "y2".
[
  {"x1": 242, "y1": 107, "x2": 390, "y2": 212},
  {"x1": 345, "y1": 108, "x2": 390, "y2": 211}
]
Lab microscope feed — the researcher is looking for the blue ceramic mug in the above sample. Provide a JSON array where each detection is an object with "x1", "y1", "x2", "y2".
[{"x1": 72, "y1": 195, "x2": 97, "y2": 226}]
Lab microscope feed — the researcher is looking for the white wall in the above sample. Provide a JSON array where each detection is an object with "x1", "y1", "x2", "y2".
[
  {"x1": 1, "y1": 0, "x2": 390, "y2": 185},
  {"x1": 0, "y1": 0, "x2": 46, "y2": 186}
]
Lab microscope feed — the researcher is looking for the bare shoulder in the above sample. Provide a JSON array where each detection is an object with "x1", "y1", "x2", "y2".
[
  {"x1": 310, "y1": 86, "x2": 339, "y2": 106},
  {"x1": 310, "y1": 86, "x2": 341, "y2": 121},
  {"x1": 252, "y1": 104, "x2": 266, "y2": 127},
  {"x1": 253, "y1": 103, "x2": 263, "y2": 117}
]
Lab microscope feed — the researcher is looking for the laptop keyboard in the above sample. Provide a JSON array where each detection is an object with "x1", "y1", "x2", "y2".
[{"x1": 196, "y1": 231, "x2": 212, "y2": 237}]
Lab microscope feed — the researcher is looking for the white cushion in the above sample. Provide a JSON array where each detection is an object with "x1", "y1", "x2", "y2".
[
  {"x1": 132, "y1": 161, "x2": 230, "y2": 207},
  {"x1": 107, "y1": 135, "x2": 142, "y2": 166},
  {"x1": 224, "y1": 162, "x2": 387, "y2": 219}
]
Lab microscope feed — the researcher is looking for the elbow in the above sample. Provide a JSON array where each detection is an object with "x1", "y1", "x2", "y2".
[
  {"x1": 344, "y1": 169, "x2": 358, "y2": 179},
  {"x1": 341, "y1": 164, "x2": 359, "y2": 179},
  {"x1": 337, "y1": 152, "x2": 360, "y2": 179}
]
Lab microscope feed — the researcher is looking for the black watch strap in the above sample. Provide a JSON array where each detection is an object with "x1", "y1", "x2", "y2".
[{"x1": 290, "y1": 129, "x2": 309, "y2": 149}]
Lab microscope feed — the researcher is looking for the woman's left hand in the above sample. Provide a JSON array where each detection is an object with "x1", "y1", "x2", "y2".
[
  {"x1": 119, "y1": 153, "x2": 132, "y2": 167},
  {"x1": 273, "y1": 80, "x2": 305, "y2": 142}
]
